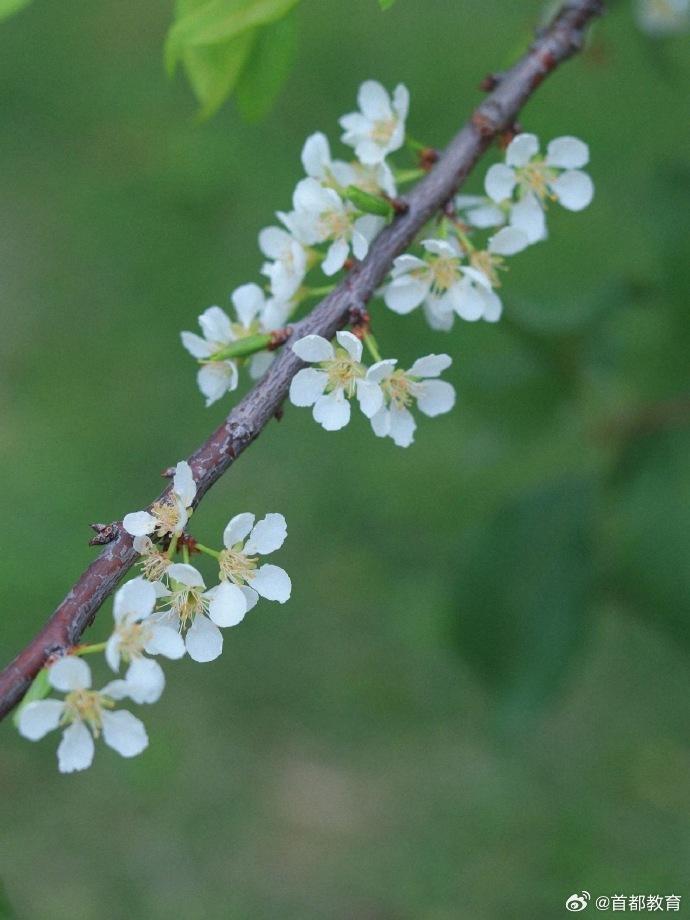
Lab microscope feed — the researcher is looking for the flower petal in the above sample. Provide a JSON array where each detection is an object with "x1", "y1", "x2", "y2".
[
  {"x1": 185, "y1": 614, "x2": 223, "y2": 663},
  {"x1": 291, "y1": 334, "x2": 335, "y2": 363},
  {"x1": 290, "y1": 368, "x2": 328, "y2": 407},
  {"x1": 416, "y1": 379, "x2": 456, "y2": 417},
  {"x1": 121, "y1": 657, "x2": 165, "y2": 705},
  {"x1": 197, "y1": 362, "x2": 238, "y2": 407},
  {"x1": 17, "y1": 700, "x2": 64, "y2": 741},
  {"x1": 173, "y1": 461, "x2": 196, "y2": 507},
  {"x1": 113, "y1": 577, "x2": 156, "y2": 624},
  {"x1": 57, "y1": 722, "x2": 95, "y2": 773},
  {"x1": 322, "y1": 238, "x2": 349, "y2": 276},
  {"x1": 167, "y1": 563, "x2": 205, "y2": 589},
  {"x1": 241, "y1": 585, "x2": 260, "y2": 613},
  {"x1": 384, "y1": 277, "x2": 428, "y2": 315},
  {"x1": 366, "y1": 359, "x2": 397, "y2": 382},
  {"x1": 123, "y1": 511, "x2": 157, "y2": 538},
  {"x1": 484, "y1": 163, "x2": 517, "y2": 203},
  {"x1": 101, "y1": 710, "x2": 148, "y2": 758},
  {"x1": 370, "y1": 406, "x2": 391, "y2": 438},
  {"x1": 208, "y1": 581, "x2": 247, "y2": 627},
  {"x1": 301, "y1": 131, "x2": 331, "y2": 178},
  {"x1": 388, "y1": 405, "x2": 416, "y2": 448},
  {"x1": 356, "y1": 379, "x2": 384, "y2": 419},
  {"x1": 335, "y1": 330, "x2": 363, "y2": 362},
  {"x1": 105, "y1": 633, "x2": 121, "y2": 672},
  {"x1": 251, "y1": 564, "x2": 291, "y2": 603},
  {"x1": 145, "y1": 624, "x2": 186, "y2": 660},
  {"x1": 245, "y1": 513, "x2": 288, "y2": 555},
  {"x1": 313, "y1": 390, "x2": 351, "y2": 431},
  {"x1": 231, "y1": 283, "x2": 264, "y2": 328},
  {"x1": 505, "y1": 132, "x2": 539, "y2": 167},
  {"x1": 509, "y1": 194, "x2": 546, "y2": 244},
  {"x1": 357, "y1": 79, "x2": 392, "y2": 120},
  {"x1": 407, "y1": 354, "x2": 451, "y2": 378},
  {"x1": 49, "y1": 656, "x2": 91, "y2": 692},
  {"x1": 551, "y1": 169, "x2": 594, "y2": 211},
  {"x1": 198, "y1": 305, "x2": 233, "y2": 345},
  {"x1": 258, "y1": 225, "x2": 292, "y2": 259},
  {"x1": 488, "y1": 226, "x2": 529, "y2": 256},
  {"x1": 546, "y1": 136, "x2": 589, "y2": 169},
  {"x1": 181, "y1": 331, "x2": 213, "y2": 359},
  {"x1": 223, "y1": 512, "x2": 255, "y2": 549}
]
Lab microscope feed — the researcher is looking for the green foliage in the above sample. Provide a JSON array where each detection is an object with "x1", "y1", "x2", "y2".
[
  {"x1": 0, "y1": 0, "x2": 32, "y2": 23},
  {"x1": 452, "y1": 479, "x2": 595, "y2": 724},
  {"x1": 166, "y1": 0, "x2": 302, "y2": 119},
  {"x1": 379, "y1": 0, "x2": 398, "y2": 8},
  {"x1": 235, "y1": 11, "x2": 297, "y2": 122},
  {"x1": 607, "y1": 427, "x2": 690, "y2": 648}
]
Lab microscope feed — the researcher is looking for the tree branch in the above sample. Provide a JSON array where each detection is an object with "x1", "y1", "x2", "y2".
[{"x1": 0, "y1": 0, "x2": 604, "y2": 721}]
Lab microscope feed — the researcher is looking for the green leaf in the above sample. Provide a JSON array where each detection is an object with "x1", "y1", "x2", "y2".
[
  {"x1": 235, "y1": 11, "x2": 297, "y2": 122},
  {"x1": 606, "y1": 427, "x2": 690, "y2": 648},
  {"x1": 0, "y1": 0, "x2": 33, "y2": 23},
  {"x1": 452, "y1": 478, "x2": 595, "y2": 726},
  {"x1": 379, "y1": 0, "x2": 397, "y2": 9},
  {"x1": 181, "y1": 28, "x2": 257, "y2": 120},
  {"x1": 166, "y1": 0, "x2": 301, "y2": 74},
  {"x1": 12, "y1": 667, "x2": 51, "y2": 728}
]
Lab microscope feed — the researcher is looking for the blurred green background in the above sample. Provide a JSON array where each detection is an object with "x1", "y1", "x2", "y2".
[{"x1": 1, "y1": 1, "x2": 689, "y2": 917}]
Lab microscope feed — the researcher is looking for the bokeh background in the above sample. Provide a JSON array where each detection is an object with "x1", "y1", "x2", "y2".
[{"x1": 1, "y1": 1, "x2": 689, "y2": 917}]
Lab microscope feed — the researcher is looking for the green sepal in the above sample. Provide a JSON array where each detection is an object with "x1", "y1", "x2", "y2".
[
  {"x1": 344, "y1": 185, "x2": 394, "y2": 219},
  {"x1": 12, "y1": 667, "x2": 51, "y2": 728}
]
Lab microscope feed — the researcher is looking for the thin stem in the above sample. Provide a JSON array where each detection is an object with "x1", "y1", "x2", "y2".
[
  {"x1": 75, "y1": 642, "x2": 107, "y2": 656},
  {"x1": 195, "y1": 543, "x2": 221, "y2": 559},
  {"x1": 363, "y1": 333, "x2": 382, "y2": 363}
]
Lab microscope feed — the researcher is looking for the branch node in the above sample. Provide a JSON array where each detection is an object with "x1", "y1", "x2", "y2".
[
  {"x1": 88, "y1": 523, "x2": 119, "y2": 546},
  {"x1": 268, "y1": 326, "x2": 292, "y2": 351}
]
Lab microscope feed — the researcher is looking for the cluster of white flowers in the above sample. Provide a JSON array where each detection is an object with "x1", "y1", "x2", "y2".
[
  {"x1": 385, "y1": 133, "x2": 594, "y2": 330},
  {"x1": 18, "y1": 461, "x2": 291, "y2": 772},
  {"x1": 18, "y1": 81, "x2": 597, "y2": 772},
  {"x1": 289, "y1": 331, "x2": 455, "y2": 447},
  {"x1": 635, "y1": 0, "x2": 689, "y2": 35}
]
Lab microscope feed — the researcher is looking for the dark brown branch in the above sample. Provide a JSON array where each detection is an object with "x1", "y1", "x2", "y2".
[{"x1": 0, "y1": 0, "x2": 604, "y2": 721}]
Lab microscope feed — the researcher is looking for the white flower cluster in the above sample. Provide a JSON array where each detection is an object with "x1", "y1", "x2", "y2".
[
  {"x1": 635, "y1": 0, "x2": 689, "y2": 35},
  {"x1": 385, "y1": 133, "x2": 594, "y2": 330},
  {"x1": 18, "y1": 81, "x2": 598, "y2": 773},
  {"x1": 18, "y1": 461, "x2": 291, "y2": 772},
  {"x1": 289, "y1": 331, "x2": 455, "y2": 447},
  {"x1": 181, "y1": 79, "x2": 409, "y2": 406}
]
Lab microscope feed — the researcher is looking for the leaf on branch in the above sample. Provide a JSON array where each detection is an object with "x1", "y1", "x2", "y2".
[
  {"x1": 452, "y1": 478, "x2": 595, "y2": 727},
  {"x1": 167, "y1": 0, "x2": 301, "y2": 120},
  {"x1": 0, "y1": 0, "x2": 33, "y2": 23},
  {"x1": 235, "y1": 11, "x2": 297, "y2": 122}
]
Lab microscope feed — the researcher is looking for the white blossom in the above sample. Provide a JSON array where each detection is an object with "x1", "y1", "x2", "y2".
[
  {"x1": 182, "y1": 287, "x2": 289, "y2": 405},
  {"x1": 369, "y1": 354, "x2": 456, "y2": 447},
  {"x1": 289, "y1": 331, "x2": 368, "y2": 430},
  {"x1": 454, "y1": 194, "x2": 506, "y2": 229},
  {"x1": 259, "y1": 226, "x2": 308, "y2": 302},
  {"x1": 219, "y1": 512, "x2": 291, "y2": 607},
  {"x1": 279, "y1": 178, "x2": 383, "y2": 276},
  {"x1": 180, "y1": 305, "x2": 239, "y2": 406},
  {"x1": 635, "y1": 0, "x2": 689, "y2": 35},
  {"x1": 123, "y1": 461, "x2": 196, "y2": 540},
  {"x1": 484, "y1": 133, "x2": 594, "y2": 243},
  {"x1": 300, "y1": 131, "x2": 397, "y2": 197},
  {"x1": 103, "y1": 577, "x2": 185, "y2": 704},
  {"x1": 17, "y1": 657, "x2": 148, "y2": 773},
  {"x1": 339, "y1": 80, "x2": 409, "y2": 165},
  {"x1": 154, "y1": 563, "x2": 248, "y2": 664}
]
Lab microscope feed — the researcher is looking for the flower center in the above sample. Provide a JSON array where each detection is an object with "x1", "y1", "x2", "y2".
[
  {"x1": 382, "y1": 370, "x2": 414, "y2": 409},
  {"x1": 116, "y1": 620, "x2": 152, "y2": 661},
  {"x1": 219, "y1": 548, "x2": 258, "y2": 586},
  {"x1": 517, "y1": 160, "x2": 558, "y2": 203},
  {"x1": 320, "y1": 208, "x2": 352, "y2": 241},
  {"x1": 168, "y1": 586, "x2": 208, "y2": 629},
  {"x1": 140, "y1": 551, "x2": 171, "y2": 582},
  {"x1": 372, "y1": 117, "x2": 396, "y2": 146},
  {"x1": 427, "y1": 255, "x2": 460, "y2": 294},
  {"x1": 150, "y1": 499, "x2": 182, "y2": 537},
  {"x1": 323, "y1": 350, "x2": 364, "y2": 397},
  {"x1": 63, "y1": 689, "x2": 113, "y2": 736},
  {"x1": 470, "y1": 250, "x2": 504, "y2": 288}
]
